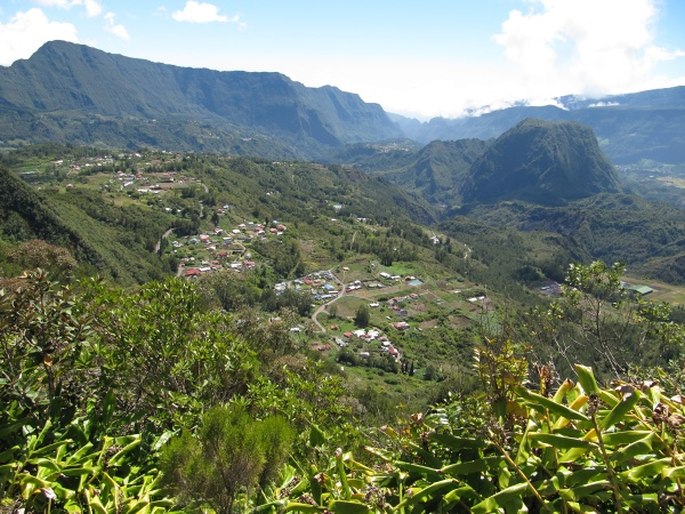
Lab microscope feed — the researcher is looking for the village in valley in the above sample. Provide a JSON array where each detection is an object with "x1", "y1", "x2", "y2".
[
  {"x1": 22, "y1": 149, "x2": 513, "y2": 380},
  {"x1": 23, "y1": 148, "x2": 610, "y2": 379}
]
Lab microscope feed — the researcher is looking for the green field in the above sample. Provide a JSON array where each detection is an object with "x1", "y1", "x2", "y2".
[{"x1": 624, "y1": 275, "x2": 685, "y2": 305}]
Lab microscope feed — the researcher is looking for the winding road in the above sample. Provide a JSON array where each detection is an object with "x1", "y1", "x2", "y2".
[
  {"x1": 311, "y1": 270, "x2": 347, "y2": 333},
  {"x1": 154, "y1": 227, "x2": 175, "y2": 253}
]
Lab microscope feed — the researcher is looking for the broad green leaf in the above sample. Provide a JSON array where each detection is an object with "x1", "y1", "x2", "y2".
[
  {"x1": 602, "y1": 430, "x2": 652, "y2": 446},
  {"x1": 441, "y1": 456, "x2": 501, "y2": 477},
  {"x1": 517, "y1": 387, "x2": 589, "y2": 423},
  {"x1": 396, "y1": 478, "x2": 459, "y2": 509},
  {"x1": 558, "y1": 480, "x2": 610, "y2": 501},
  {"x1": 395, "y1": 461, "x2": 442, "y2": 480},
  {"x1": 663, "y1": 466, "x2": 685, "y2": 480},
  {"x1": 284, "y1": 503, "x2": 324, "y2": 513},
  {"x1": 528, "y1": 433, "x2": 593, "y2": 450},
  {"x1": 441, "y1": 483, "x2": 480, "y2": 506},
  {"x1": 574, "y1": 365, "x2": 599, "y2": 394},
  {"x1": 471, "y1": 482, "x2": 529, "y2": 514},
  {"x1": 619, "y1": 457, "x2": 671, "y2": 482},
  {"x1": 552, "y1": 395, "x2": 589, "y2": 430},
  {"x1": 56, "y1": 465, "x2": 99, "y2": 478},
  {"x1": 108, "y1": 436, "x2": 142, "y2": 466},
  {"x1": 552, "y1": 378, "x2": 575, "y2": 404},
  {"x1": 600, "y1": 391, "x2": 640, "y2": 430},
  {"x1": 329, "y1": 500, "x2": 370, "y2": 514},
  {"x1": 65, "y1": 441, "x2": 95, "y2": 464},
  {"x1": 608, "y1": 434, "x2": 654, "y2": 464},
  {"x1": 624, "y1": 493, "x2": 659, "y2": 509},
  {"x1": 309, "y1": 424, "x2": 326, "y2": 448}
]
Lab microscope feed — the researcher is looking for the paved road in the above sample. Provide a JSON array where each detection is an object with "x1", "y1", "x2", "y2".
[
  {"x1": 311, "y1": 270, "x2": 346, "y2": 333},
  {"x1": 154, "y1": 227, "x2": 175, "y2": 253}
]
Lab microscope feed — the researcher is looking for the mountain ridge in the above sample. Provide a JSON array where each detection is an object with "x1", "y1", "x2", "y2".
[
  {"x1": 0, "y1": 41, "x2": 401, "y2": 157},
  {"x1": 393, "y1": 87, "x2": 685, "y2": 164}
]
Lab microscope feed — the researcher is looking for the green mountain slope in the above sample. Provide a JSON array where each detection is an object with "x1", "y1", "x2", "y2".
[
  {"x1": 0, "y1": 165, "x2": 175, "y2": 283},
  {"x1": 327, "y1": 139, "x2": 490, "y2": 207},
  {"x1": 464, "y1": 193, "x2": 685, "y2": 283},
  {"x1": 461, "y1": 119, "x2": 621, "y2": 206},
  {"x1": 0, "y1": 41, "x2": 401, "y2": 158},
  {"x1": 386, "y1": 139, "x2": 490, "y2": 206},
  {"x1": 0, "y1": 147, "x2": 436, "y2": 284}
]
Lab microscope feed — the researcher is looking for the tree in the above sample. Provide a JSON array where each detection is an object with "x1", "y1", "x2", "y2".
[
  {"x1": 161, "y1": 404, "x2": 293, "y2": 514},
  {"x1": 523, "y1": 260, "x2": 684, "y2": 380},
  {"x1": 354, "y1": 304, "x2": 370, "y2": 328}
]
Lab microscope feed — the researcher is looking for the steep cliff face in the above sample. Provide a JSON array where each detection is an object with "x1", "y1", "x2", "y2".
[
  {"x1": 461, "y1": 119, "x2": 621, "y2": 206},
  {"x1": 0, "y1": 41, "x2": 401, "y2": 156}
]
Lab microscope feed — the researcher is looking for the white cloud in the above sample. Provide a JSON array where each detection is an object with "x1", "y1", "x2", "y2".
[
  {"x1": 172, "y1": 1, "x2": 229, "y2": 23},
  {"x1": 104, "y1": 11, "x2": 129, "y2": 41},
  {"x1": 493, "y1": 0, "x2": 685, "y2": 99},
  {"x1": 0, "y1": 8, "x2": 78, "y2": 65},
  {"x1": 33, "y1": 0, "x2": 103, "y2": 18}
]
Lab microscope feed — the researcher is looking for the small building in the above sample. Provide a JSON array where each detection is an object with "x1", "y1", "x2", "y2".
[{"x1": 624, "y1": 284, "x2": 654, "y2": 297}]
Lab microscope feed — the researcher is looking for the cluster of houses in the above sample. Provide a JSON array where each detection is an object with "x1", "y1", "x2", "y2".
[
  {"x1": 338, "y1": 328, "x2": 402, "y2": 360},
  {"x1": 275, "y1": 269, "x2": 413, "y2": 304},
  {"x1": 179, "y1": 220, "x2": 287, "y2": 278},
  {"x1": 275, "y1": 270, "x2": 340, "y2": 301},
  {"x1": 387, "y1": 292, "x2": 421, "y2": 317}
]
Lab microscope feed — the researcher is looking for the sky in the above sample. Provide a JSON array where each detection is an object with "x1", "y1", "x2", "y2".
[{"x1": 1, "y1": 0, "x2": 684, "y2": 119}]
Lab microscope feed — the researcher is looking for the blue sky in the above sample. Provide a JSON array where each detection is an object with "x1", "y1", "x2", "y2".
[{"x1": 1, "y1": 0, "x2": 684, "y2": 119}]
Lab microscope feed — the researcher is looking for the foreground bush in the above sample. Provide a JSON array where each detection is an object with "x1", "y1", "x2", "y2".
[{"x1": 262, "y1": 364, "x2": 685, "y2": 513}]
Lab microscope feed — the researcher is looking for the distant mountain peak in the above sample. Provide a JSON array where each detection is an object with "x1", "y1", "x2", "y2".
[{"x1": 461, "y1": 118, "x2": 621, "y2": 206}]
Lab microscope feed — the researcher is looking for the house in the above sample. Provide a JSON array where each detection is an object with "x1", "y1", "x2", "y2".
[
  {"x1": 184, "y1": 268, "x2": 201, "y2": 278},
  {"x1": 394, "y1": 321, "x2": 410, "y2": 330},
  {"x1": 624, "y1": 284, "x2": 654, "y2": 297}
]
